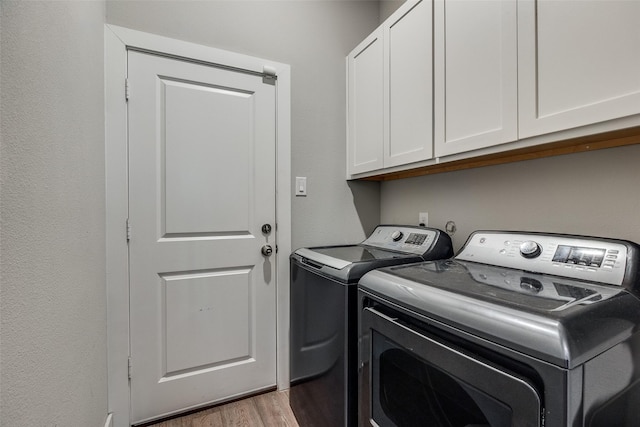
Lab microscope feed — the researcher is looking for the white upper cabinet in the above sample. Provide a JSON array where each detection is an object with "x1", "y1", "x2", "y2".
[
  {"x1": 348, "y1": 0, "x2": 640, "y2": 179},
  {"x1": 518, "y1": 0, "x2": 640, "y2": 138},
  {"x1": 348, "y1": 29, "x2": 384, "y2": 175},
  {"x1": 434, "y1": 0, "x2": 518, "y2": 157},
  {"x1": 347, "y1": 0, "x2": 432, "y2": 176},
  {"x1": 385, "y1": 0, "x2": 433, "y2": 167}
]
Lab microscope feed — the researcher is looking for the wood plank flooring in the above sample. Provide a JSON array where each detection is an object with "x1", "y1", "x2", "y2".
[{"x1": 145, "y1": 390, "x2": 299, "y2": 427}]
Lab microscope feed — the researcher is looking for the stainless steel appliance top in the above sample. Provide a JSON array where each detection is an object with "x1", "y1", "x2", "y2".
[
  {"x1": 291, "y1": 225, "x2": 453, "y2": 283},
  {"x1": 359, "y1": 230, "x2": 640, "y2": 368}
]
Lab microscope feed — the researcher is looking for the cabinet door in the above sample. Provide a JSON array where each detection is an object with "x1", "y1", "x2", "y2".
[
  {"x1": 348, "y1": 29, "x2": 384, "y2": 175},
  {"x1": 384, "y1": 0, "x2": 433, "y2": 167},
  {"x1": 518, "y1": 0, "x2": 640, "y2": 138},
  {"x1": 434, "y1": 0, "x2": 517, "y2": 157}
]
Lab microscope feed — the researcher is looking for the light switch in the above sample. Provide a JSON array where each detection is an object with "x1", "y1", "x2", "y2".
[{"x1": 295, "y1": 177, "x2": 307, "y2": 196}]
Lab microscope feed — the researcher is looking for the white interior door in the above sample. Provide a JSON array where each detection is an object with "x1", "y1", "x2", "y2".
[{"x1": 127, "y1": 50, "x2": 277, "y2": 424}]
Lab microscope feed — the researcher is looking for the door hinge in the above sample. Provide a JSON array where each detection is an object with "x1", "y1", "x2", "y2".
[
  {"x1": 125, "y1": 78, "x2": 130, "y2": 101},
  {"x1": 262, "y1": 65, "x2": 277, "y2": 85},
  {"x1": 126, "y1": 218, "x2": 131, "y2": 242},
  {"x1": 128, "y1": 357, "x2": 132, "y2": 380}
]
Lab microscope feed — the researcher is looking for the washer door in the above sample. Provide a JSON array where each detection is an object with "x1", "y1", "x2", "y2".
[{"x1": 361, "y1": 307, "x2": 542, "y2": 427}]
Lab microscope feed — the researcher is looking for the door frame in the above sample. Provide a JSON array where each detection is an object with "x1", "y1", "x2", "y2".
[{"x1": 105, "y1": 24, "x2": 291, "y2": 427}]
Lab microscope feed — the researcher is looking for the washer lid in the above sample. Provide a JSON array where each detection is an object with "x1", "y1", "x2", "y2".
[
  {"x1": 386, "y1": 260, "x2": 622, "y2": 312},
  {"x1": 295, "y1": 245, "x2": 415, "y2": 270},
  {"x1": 359, "y1": 260, "x2": 640, "y2": 368}
]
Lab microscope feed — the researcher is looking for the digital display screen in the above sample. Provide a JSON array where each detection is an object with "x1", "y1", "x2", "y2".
[
  {"x1": 405, "y1": 233, "x2": 427, "y2": 246},
  {"x1": 552, "y1": 245, "x2": 606, "y2": 267}
]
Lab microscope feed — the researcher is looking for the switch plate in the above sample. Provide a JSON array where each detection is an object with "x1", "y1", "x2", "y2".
[
  {"x1": 419, "y1": 212, "x2": 428, "y2": 226},
  {"x1": 295, "y1": 177, "x2": 307, "y2": 196}
]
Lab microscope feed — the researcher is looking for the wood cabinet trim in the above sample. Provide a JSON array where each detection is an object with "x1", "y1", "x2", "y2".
[{"x1": 357, "y1": 126, "x2": 640, "y2": 182}]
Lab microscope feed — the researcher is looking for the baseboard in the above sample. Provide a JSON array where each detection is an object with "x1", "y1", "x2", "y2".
[{"x1": 104, "y1": 413, "x2": 113, "y2": 427}]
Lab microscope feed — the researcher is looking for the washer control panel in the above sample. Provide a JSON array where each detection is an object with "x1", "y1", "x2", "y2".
[
  {"x1": 456, "y1": 231, "x2": 628, "y2": 286},
  {"x1": 363, "y1": 225, "x2": 438, "y2": 255}
]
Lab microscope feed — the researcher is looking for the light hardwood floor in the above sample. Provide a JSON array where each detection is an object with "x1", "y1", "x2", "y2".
[{"x1": 144, "y1": 390, "x2": 299, "y2": 427}]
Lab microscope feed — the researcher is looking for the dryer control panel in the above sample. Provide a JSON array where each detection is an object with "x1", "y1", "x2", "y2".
[
  {"x1": 456, "y1": 231, "x2": 632, "y2": 286},
  {"x1": 363, "y1": 225, "x2": 443, "y2": 256}
]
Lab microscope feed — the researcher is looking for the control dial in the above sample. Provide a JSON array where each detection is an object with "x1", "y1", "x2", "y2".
[
  {"x1": 391, "y1": 230, "x2": 404, "y2": 242},
  {"x1": 520, "y1": 277, "x2": 543, "y2": 293},
  {"x1": 520, "y1": 240, "x2": 542, "y2": 259}
]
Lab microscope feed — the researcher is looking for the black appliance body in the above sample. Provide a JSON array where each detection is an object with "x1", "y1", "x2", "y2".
[
  {"x1": 290, "y1": 225, "x2": 453, "y2": 427},
  {"x1": 359, "y1": 231, "x2": 640, "y2": 427}
]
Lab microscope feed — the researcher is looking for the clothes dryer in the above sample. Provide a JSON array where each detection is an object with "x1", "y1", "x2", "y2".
[
  {"x1": 359, "y1": 231, "x2": 640, "y2": 427},
  {"x1": 290, "y1": 225, "x2": 453, "y2": 427}
]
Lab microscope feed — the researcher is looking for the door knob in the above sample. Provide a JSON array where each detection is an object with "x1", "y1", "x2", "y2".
[{"x1": 261, "y1": 245, "x2": 273, "y2": 257}]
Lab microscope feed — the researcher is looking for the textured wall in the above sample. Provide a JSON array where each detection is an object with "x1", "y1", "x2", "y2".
[
  {"x1": 0, "y1": 2, "x2": 107, "y2": 426},
  {"x1": 106, "y1": 1, "x2": 382, "y2": 250},
  {"x1": 381, "y1": 144, "x2": 640, "y2": 252}
]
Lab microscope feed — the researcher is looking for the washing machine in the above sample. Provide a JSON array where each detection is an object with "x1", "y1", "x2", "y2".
[
  {"x1": 358, "y1": 230, "x2": 640, "y2": 426},
  {"x1": 289, "y1": 225, "x2": 453, "y2": 427}
]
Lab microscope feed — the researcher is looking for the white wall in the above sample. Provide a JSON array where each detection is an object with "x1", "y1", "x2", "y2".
[
  {"x1": 381, "y1": 144, "x2": 640, "y2": 252},
  {"x1": 106, "y1": 1, "x2": 382, "y2": 250},
  {"x1": 0, "y1": 2, "x2": 108, "y2": 426}
]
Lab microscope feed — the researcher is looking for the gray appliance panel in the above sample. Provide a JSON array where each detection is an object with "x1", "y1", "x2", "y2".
[
  {"x1": 292, "y1": 225, "x2": 453, "y2": 283},
  {"x1": 457, "y1": 231, "x2": 629, "y2": 286},
  {"x1": 359, "y1": 261, "x2": 640, "y2": 368}
]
